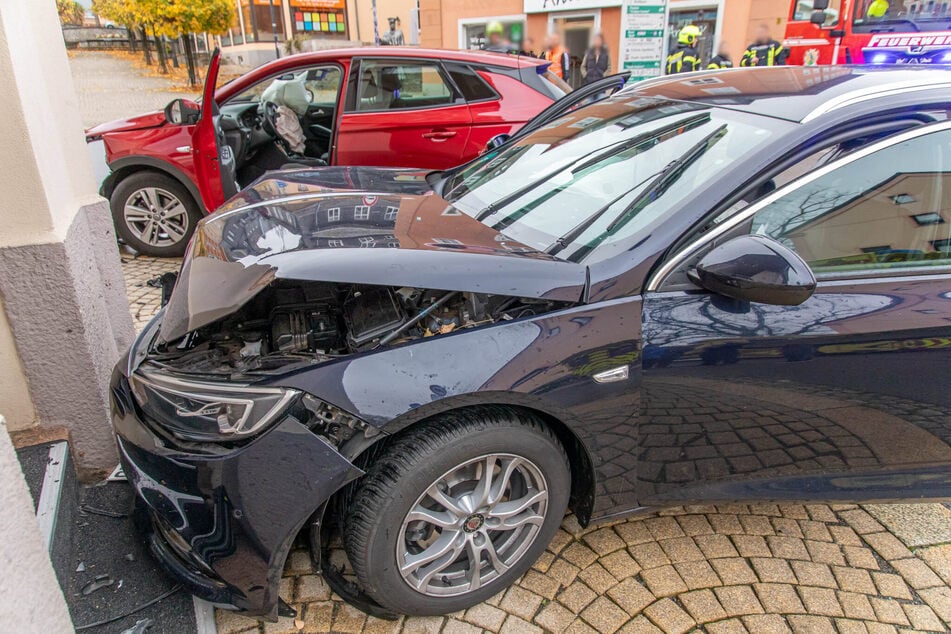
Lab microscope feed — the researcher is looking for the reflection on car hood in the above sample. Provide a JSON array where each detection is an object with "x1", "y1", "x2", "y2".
[
  {"x1": 85, "y1": 111, "x2": 167, "y2": 139},
  {"x1": 159, "y1": 168, "x2": 587, "y2": 342}
]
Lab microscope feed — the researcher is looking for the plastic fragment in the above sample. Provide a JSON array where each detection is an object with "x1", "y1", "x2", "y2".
[
  {"x1": 76, "y1": 562, "x2": 85, "y2": 572},
  {"x1": 81, "y1": 574, "x2": 114, "y2": 596},
  {"x1": 119, "y1": 618, "x2": 153, "y2": 634}
]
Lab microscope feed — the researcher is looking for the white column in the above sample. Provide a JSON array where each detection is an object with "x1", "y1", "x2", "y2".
[{"x1": 0, "y1": 417, "x2": 73, "y2": 632}]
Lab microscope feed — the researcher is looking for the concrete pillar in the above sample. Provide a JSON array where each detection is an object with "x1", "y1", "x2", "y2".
[
  {"x1": 0, "y1": 0, "x2": 134, "y2": 478},
  {"x1": 0, "y1": 417, "x2": 73, "y2": 632}
]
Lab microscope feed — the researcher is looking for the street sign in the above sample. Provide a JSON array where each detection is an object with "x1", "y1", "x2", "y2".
[{"x1": 618, "y1": 0, "x2": 668, "y2": 81}]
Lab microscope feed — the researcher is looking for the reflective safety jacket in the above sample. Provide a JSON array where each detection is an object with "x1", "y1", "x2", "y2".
[
  {"x1": 666, "y1": 45, "x2": 701, "y2": 74},
  {"x1": 740, "y1": 40, "x2": 788, "y2": 66},
  {"x1": 542, "y1": 46, "x2": 571, "y2": 80},
  {"x1": 707, "y1": 54, "x2": 733, "y2": 69}
]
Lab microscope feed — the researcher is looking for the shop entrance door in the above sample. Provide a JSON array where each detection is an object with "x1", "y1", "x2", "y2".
[
  {"x1": 667, "y1": 7, "x2": 718, "y2": 66},
  {"x1": 550, "y1": 12, "x2": 599, "y2": 88}
]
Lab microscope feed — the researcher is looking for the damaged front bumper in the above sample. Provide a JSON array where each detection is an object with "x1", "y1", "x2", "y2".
[{"x1": 110, "y1": 320, "x2": 364, "y2": 618}]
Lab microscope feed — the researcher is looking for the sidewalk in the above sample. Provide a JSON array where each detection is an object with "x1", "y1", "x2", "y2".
[{"x1": 69, "y1": 51, "x2": 199, "y2": 129}]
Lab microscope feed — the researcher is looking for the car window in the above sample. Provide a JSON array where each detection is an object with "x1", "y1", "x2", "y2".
[
  {"x1": 792, "y1": 0, "x2": 841, "y2": 25},
  {"x1": 228, "y1": 66, "x2": 342, "y2": 106},
  {"x1": 446, "y1": 64, "x2": 498, "y2": 102},
  {"x1": 355, "y1": 60, "x2": 457, "y2": 112},
  {"x1": 750, "y1": 127, "x2": 951, "y2": 276}
]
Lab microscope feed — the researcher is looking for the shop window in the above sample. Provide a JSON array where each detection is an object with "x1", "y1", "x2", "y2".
[
  {"x1": 291, "y1": 0, "x2": 347, "y2": 36},
  {"x1": 462, "y1": 20, "x2": 525, "y2": 50}
]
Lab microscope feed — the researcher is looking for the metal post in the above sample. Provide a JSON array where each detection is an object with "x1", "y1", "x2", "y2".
[
  {"x1": 268, "y1": 0, "x2": 280, "y2": 58},
  {"x1": 372, "y1": 0, "x2": 380, "y2": 45}
]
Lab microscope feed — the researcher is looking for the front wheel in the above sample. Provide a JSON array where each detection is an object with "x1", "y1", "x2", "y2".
[
  {"x1": 110, "y1": 171, "x2": 203, "y2": 257},
  {"x1": 342, "y1": 408, "x2": 570, "y2": 616}
]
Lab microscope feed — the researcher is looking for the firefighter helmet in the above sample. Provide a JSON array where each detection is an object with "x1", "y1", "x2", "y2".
[{"x1": 678, "y1": 25, "x2": 702, "y2": 46}]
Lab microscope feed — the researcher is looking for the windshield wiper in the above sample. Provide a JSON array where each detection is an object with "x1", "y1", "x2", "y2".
[
  {"x1": 546, "y1": 124, "x2": 727, "y2": 257},
  {"x1": 475, "y1": 113, "x2": 711, "y2": 223},
  {"x1": 570, "y1": 112, "x2": 710, "y2": 174}
]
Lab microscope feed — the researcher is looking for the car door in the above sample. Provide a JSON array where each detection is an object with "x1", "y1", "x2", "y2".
[
  {"x1": 335, "y1": 58, "x2": 472, "y2": 169},
  {"x1": 191, "y1": 49, "x2": 238, "y2": 211},
  {"x1": 639, "y1": 122, "x2": 951, "y2": 506}
]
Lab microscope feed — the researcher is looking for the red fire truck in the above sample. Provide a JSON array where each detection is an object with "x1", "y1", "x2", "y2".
[{"x1": 784, "y1": 0, "x2": 951, "y2": 65}]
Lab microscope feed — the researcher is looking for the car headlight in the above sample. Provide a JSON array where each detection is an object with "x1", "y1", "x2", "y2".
[{"x1": 129, "y1": 368, "x2": 299, "y2": 441}]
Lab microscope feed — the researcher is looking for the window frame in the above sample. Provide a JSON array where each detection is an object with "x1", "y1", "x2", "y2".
[
  {"x1": 223, "y1": 62, "x2": 345, "y2": 108},
  {"x1": 344, "y1": 57, "x2": 465, "y2": 114},
  {"x1": 443, "y1": 62, "x2": 501, "y2": 104},
  {"x1": 648, "y1": 119, "x2": 951, "y2": 291}
]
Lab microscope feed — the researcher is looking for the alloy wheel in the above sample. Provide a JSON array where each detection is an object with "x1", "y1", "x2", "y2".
[
  {"x1": 122, "y1": 186, "x2": 190, "y2": 248},
  {"x1": 397, "y1": 453, "x2": 549, "y2": 597}
]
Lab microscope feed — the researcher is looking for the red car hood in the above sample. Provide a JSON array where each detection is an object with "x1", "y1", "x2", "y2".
[{"x1": 85, "y1": 111, "x2": 167, "y2": 140}]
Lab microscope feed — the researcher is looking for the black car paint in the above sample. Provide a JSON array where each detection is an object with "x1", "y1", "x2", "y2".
[{"x1": 113, "y1": 68, "x2": 951, "y2": 619}]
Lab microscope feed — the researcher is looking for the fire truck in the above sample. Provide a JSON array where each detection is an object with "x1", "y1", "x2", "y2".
[{"x1": 784, "y1": 0, "x2": 951, "y2": 65}]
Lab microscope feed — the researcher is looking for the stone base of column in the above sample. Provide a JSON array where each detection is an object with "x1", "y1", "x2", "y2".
[{"x1": 0, "y1": 200, "x2": 134, "y2": 480}]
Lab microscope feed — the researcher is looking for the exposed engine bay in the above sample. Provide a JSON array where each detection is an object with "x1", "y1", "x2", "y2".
[{"x1": 149, "y1": 282, "x2": 572, "y2": 379}]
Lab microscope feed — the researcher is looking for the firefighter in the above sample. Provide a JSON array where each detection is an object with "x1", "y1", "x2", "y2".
[
  {"x1": 666, "y1": 25, "x2": 702, "y2": 74},
  {"x1": 707, "y1": 42, "x2": 734, "y2": 69},
  {"x1": 740, "y1": 24, "x2": 788, "y2": 66},
  {"x1": 867, "y1": 0, "x2": 890, "y2": 17},
  {"x1": 484, "y1": 21, "x2": 511, "y2": 53}
]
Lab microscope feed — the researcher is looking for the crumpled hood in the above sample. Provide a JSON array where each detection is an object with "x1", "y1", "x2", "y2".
[
  {"x1": 85, "y1": 111, "x2": 167, "y2": 140},
  {"x1": 159, "y1": 169, "x2": 586, "y2": 342}
]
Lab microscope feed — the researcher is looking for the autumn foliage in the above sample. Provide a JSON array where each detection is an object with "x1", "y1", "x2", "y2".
[{"x1": 91, "y1": 0, "x2": 235, "y2": 85}]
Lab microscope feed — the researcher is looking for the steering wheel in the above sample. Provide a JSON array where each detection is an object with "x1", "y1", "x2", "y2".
[{"x1": 260, "y1": 101, "x2": 280, "y2": 138}]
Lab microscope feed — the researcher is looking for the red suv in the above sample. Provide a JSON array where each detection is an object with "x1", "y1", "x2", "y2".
[{"x1": 86, "y1": 48, "x2": 566, "y2": 256}]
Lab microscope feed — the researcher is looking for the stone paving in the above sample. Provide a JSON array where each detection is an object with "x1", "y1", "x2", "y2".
[
  {"x1": 69, "y1": 51, "x2": 198, "y2": 128},
  {"x1": 116, "y1": 255, "x2": 951, "y2": 634}
]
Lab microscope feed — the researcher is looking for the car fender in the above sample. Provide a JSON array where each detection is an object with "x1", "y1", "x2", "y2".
[
  {"x1": 271, "y1": 297, "x2": 644, "y2": 523},
  {"x1": 102, "y1": 155, "x2": 206, "y2": 213}
]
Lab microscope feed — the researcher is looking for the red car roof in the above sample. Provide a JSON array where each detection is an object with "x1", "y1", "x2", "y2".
[
  {"x1": 285, "y1": 46, "x2": 545, "y2": 69},
  {"x1": 214, "y1": 47, "x2": 549, "y2": 102}
]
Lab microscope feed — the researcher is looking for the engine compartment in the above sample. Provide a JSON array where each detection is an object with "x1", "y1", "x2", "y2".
[{"x1": 149, "y1": 281, "x2": 572, "y2": 379}]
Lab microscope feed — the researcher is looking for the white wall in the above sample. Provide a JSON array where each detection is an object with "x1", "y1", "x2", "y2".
[{"x1": 0, "y1": 417, "x2": 73, "y2": 632}]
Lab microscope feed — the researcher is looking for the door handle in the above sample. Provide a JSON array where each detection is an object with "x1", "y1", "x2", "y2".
[{"x1": 423, "y1": 130, "x2": 457, "y2": 141}]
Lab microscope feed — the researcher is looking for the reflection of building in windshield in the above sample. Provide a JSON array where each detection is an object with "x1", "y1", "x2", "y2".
[{"x1": 216, "y1": 195, "x2": 405, "y2": 259}]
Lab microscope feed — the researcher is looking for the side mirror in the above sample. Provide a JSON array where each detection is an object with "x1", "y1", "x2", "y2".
[
  {"x1": 485, "y1": 134, "x2": 511, "y2": 152},
  {"x1": 687, "y1": 234, "x2": 816, "y2": 306},
  {"x1": 164, "y1": 98, "x2": 201, "y2": 125},
  {"x1": 810, "y1": 9, "x2": 828, "y2": 24}
]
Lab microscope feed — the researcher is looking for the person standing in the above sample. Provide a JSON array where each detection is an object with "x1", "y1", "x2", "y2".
[
  {"x1": 582, "y1": 32, "x2": 610, "y2": 84},
  {"x1": 740, "y1": 24, "x2": 788, "y2": 66},
  {"x1": 666, "y1": 25, "x2": 702, "y2": 74},
  {"x1": 483, "y1": 21, "x2": 511, "y2": 53},
  {"x1": 521, "y1": 36, "x2": 537, "y2": 57},
  {"x1": 707, "y1": 42, "x2": 733, "y2": 69},
  {"x1": 541, "y1": 34, "x2": 570, "y2": 81}
]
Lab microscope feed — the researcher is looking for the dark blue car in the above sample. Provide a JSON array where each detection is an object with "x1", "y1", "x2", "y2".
[{"x1": 112, "y1": 66, "x2": 951, "y2": 619}]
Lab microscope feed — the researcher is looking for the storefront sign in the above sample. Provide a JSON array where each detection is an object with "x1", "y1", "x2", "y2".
[
  {"x1": 617, "y1": 0, "x2": 667, "y2": 81},
  {"x1": 523, "y1": 0, "x2": 621, "y2": 14}
]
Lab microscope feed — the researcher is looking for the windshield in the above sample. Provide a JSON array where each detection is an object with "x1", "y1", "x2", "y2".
[
  {"x1": 853, "y1": 0, "x2": 951, "y2": 30},
  {"x1": 443, "y1": 95, "x2": 782, "y2": 263}
]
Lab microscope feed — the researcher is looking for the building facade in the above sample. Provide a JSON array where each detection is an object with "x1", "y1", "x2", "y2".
[
  {"x1": 217, "y1": 0, "x2": 422, "y2": 66},
  {"x1": 419, "y1": 0, "x2": 790, "y2": 83}
]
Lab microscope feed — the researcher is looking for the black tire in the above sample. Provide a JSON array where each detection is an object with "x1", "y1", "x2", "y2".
[
  {"x1": 343, "y1": 408, "x2": 570, "y2": 616},
  {"x1": 110, "y1": 171, "x2": 203, "y2": 257}
]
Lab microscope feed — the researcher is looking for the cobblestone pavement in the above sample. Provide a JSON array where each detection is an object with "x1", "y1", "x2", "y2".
[
  {"x1": 119, "y1": 250, "x2": 180, "y2": 330},
  {"x1": 68, "y1": 51, "x2": 198, "y2": 128},
  {"x1": 118, "y1": 256, "x2": 951, "y2": 634}
]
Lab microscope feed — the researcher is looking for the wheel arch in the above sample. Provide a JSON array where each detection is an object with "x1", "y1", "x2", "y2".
[
  {"x1": 340, "y1": 399, "x2": 598, "y2": 526},
  {"x1": 102, "y1": 156, "x2": 205, "y2": 213}
]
